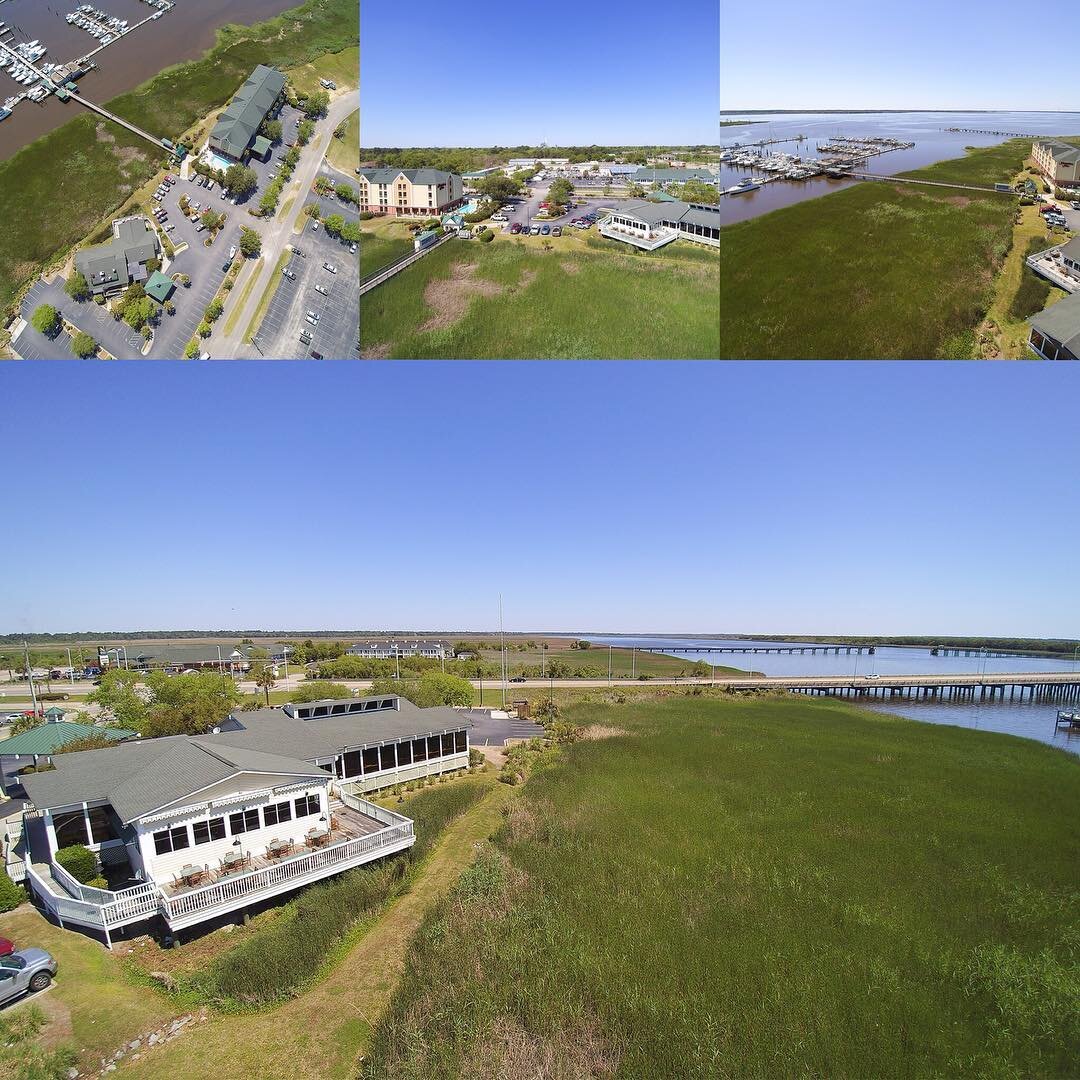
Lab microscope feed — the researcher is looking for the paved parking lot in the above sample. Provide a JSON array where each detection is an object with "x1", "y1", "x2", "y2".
[
  {"x1": 459, "y1": 708, "x2": 546, "y2": 746},
  {"x1": 17, "y1": 278, "x2": 145, "y2": 359},
  {"x1": 251, "y1": 200, "x2": 358, "y2": 359}
]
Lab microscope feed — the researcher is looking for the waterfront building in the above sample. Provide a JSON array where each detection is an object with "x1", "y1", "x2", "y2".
[
  {"x1": 598, "y1": 199, "x2": 721, "y2": 250},
  {"x1": 346, "y1": 639, "x2": 451, "y2": 660},
  {"x1": 1031, "y1": 140, "x2": 1080, "y2": 189},
  {"x1": 1027, "y1": 290, "x2": 1080, "y2": 360},
  {"x1": 14, "y1": 695, "x2": 470, "y2": 943},
  {"x1": 356, "y1": 169, "x2": 464, "y2": 216},
  {"x1": 74, "y1": 217, "x2": 159, "y2": 297},
  {"x1": 208, "y1": 64, "x2": 286, "y2": 163},
  {"x1": 632, "y1": 167, "x2": 720, "y2": 185}
]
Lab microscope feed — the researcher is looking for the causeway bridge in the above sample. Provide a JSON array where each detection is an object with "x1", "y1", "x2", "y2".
[{"x1": 641, "y1": 643, "x2": 873, "y2": 656}]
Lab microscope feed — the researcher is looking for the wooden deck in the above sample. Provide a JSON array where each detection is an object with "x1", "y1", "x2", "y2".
[{"x1": 160, "y1": 804, "x2": 384, "y2": 898}]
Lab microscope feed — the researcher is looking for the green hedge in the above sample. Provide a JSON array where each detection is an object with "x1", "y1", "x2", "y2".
[
  {"x1": 0, "y1": 872, "x2": 24, "y2": 913},
  {"x1": 195, "y1": 779, "x2": 489, "y2": 1006},
  {"x1": 55, "y1": 844, "x2": 97, "y2": 884}
]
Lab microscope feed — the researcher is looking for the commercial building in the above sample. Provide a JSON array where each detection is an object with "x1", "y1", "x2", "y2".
[
  {"x1": 346, "y1": 639, "x2": 451, "y2": 660},
  {"x1": 1032, "y1": 140, "x2": 1080, "y2": 189},
  {"x1": 96, "y1": 642, "x2": 290, "y2": 672},
  {"x1": 208, "y1": 64, "x2": 287, "y2": 163},
  {"x1": 632, "y1": 167, "x2": 721, "y2": 186},
  {"x1": 1027, "y1": 290, "x2": 1080, "y2": 360},
  {"x1": 16, "y1": 695, "x2": 470, "y2": 943},
  {"x1": 599, "y1": 199, "x2": 721, "y2": 250},
  {"x1": 357, "y1": 169, "x2": 464, "y2": 216},
  {"x1": 507, "y1": 157, "x2": 569, "y2": 168},
  {"x1": 74, "y1": 217, "x2": 159, "y2": 296}
]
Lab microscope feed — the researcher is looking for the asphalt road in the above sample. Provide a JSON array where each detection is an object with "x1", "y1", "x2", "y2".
[{"x1": 215, "y1": 88, "x2": 359, "y2": 358}]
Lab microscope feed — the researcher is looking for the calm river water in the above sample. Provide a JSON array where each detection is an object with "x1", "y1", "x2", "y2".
[
  {"x1": 0, "y1": 0, "x2": 300, "y2": 160},
  {"x1": 587, "y1": 635, "x2": 1080, "y2": 755},
  {"x1": 718, "y1": 111, "x2": 1080, "y2": 226}
]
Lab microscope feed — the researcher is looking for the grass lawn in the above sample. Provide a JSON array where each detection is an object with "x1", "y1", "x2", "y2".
[
  {"x1": 719, "y1": 140, "x2": 1032, "y2": 359},
  {"x1": 477, "y1": 645, "x2": 747, "y2": 679},
  {"x1": 1, "y1": 904, "x2": 178, "y2": 1073},
  {"x1": 362, "y1": 693, "x2": 1080, "y2": 1078},
  {"x1": 360, "y1": 234, "x2": 719, "y2": 359},
  {"x1": 286, "y1": 45, "x2": 358, "y2": 99},
  {"x1": 221, "y1": 263, "x2": 262, "y2": 337},
  {"x1": 326, "y1": 109, "x2": 359, "y2": 174},
  {"x1": 242, "y1": 249, "x2": 292, "y2": 342},
  {"x1": 0, "y1": 0, "x2": 357, "y2": 316}
]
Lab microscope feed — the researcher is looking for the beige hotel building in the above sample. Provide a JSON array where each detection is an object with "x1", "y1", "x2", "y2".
[{"x1": 357, "y1": 168, "x2": 465, "y2": 216}]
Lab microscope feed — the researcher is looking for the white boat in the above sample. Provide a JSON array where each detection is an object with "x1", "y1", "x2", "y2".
[{"x1": 726, "y1": 178, "x2": 761, "y2": 195}]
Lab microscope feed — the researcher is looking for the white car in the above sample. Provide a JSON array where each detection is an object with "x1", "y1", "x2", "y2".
[
  {"x1": 323, "y1": 262, "x2": 337, "y2": 274},
  {"x1": 315, "y1": 283, "x2": 328, "y2": 295},
  {"x1": 311, "y1": 220, "x2": 319, "y2": 231}
]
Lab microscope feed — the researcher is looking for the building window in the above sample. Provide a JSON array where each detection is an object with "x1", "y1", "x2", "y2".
[
  {"x1": 294, "y1": 793, "x2": 320, "y2": 818},
  {"x1": 397, "y1": 739, "x2": 413, "y2": 765},
  {"x1": 380, "y1": 743, "x2": 397, "y2": 770},
  {"x1": 53, "y1": 809, "x2": 90, "y2": 849},
  {"x1": 362, "y1": 746, "x2": 380, "y2": 773},
  {"x1": 428, "y1": 734, "x2": 441, "y2": 759},
  {"x1": 193, "y1": 817, "x2": 226, "y2": 845},
  {"x1": 341, "y1": 750, "x2": 362, "y2": 777},
  {"x1": 229, "y1": 808, "x2": 260, "y2": 835},
  {"x1": 455, "y1": 730, "x2": 467, "y2": 754},
  {"x1": 412, "y1": 736, "x2": 427, "y2": 762},
  {"x1": 153, "y1": 825, "x2": 190, "y2": 855},
  {"x1": 87, "y1": 805, "x2": 117, "y2": 845},
  {"x1": 263, "y1": 800, "x2": 293, "y2": 827},
  {"x1": 441, "y1": 732, "x2": 454, "y2": 756}
]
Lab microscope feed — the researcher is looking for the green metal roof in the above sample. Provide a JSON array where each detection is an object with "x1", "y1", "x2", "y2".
[
  {"x1": 251, "y1": 135, "x2": 272, "y2": 157},
  {"x1": 144, "y1": 270, "x2": 175, "y2": 304},
  {"x1": 0, "y1": 722, "x2": 136, "y2": 757}
]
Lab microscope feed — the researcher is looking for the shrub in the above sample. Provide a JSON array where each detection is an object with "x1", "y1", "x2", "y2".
[
  {"x1": 289, "y1": 681, "x2": 351, "y2": 703},
  {"x1": 55, "y1": 844, "x2": 97, "y2": 884},
  {"x1": 360, "y1": 211, "x2": 376, "y2": 220},
  {"x1": 86, "y1": 875, "x2": 109, "y2": 890},
  {"x1": 0, "y1": 872, "x2": 24, "y2": 912},
  {"x1": 479, "y1": 230, "x2": 494, "y2": 243}
]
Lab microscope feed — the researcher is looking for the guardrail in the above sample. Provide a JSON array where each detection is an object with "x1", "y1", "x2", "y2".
[{"x1": 359, "y1": 232, "x2": 455, "y2": 295}]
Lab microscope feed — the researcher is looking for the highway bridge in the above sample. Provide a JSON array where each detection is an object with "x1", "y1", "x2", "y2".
[{"x1": 641, "y1": 643, "x2": 873, "y2": 656}]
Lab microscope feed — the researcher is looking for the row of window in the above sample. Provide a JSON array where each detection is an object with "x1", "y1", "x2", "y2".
[
  {"x1": 337, "y1": 730, "x2": 466, "y2": 780},
  {"x1": 152, "y1": 792, "x2": 323, "y2": 855}
]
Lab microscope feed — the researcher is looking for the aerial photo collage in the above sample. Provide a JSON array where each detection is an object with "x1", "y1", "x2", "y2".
[{"x1": 0, "y1": 1, "x2": 1078, "y2": 1078}]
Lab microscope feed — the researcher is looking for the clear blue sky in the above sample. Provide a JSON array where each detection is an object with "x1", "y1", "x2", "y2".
[
  {"x1": 721, "y1": 0, "x2": 1080, "y2": 111},
  {"x1": 361, "y1": 0, "x2": 720, "y2": 146},
  {"x1": 2, "y1": 362, "x2": 1078, "y2": 638}
]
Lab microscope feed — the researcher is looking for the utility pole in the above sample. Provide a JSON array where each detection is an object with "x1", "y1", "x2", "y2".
[
  {"x1": 23, "y1": 640, "x2": 39, "y2": 717},
  {"x1": 632, "y1": 647, "x2": 636, "y2": 679},
  {"x1": 499, "y1": 594, "x2": 506, "y2": 709},
  {"x1": 67, "y1": 647, "x2": 75, "y2": 686},
  {"x1": 608, "y1": 644, "x2": 612, "y2": 685}
]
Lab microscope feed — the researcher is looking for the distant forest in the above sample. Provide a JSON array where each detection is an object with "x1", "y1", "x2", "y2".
[{"x1": 360, "y1": 145, "x2": 722, "y2": 174}]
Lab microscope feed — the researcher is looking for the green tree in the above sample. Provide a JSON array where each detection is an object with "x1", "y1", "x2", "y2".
[
  {"x1": 478, "y1": 174, "x2": 521, "y2": 202},
  {"x1": 206, "y1": 297, "x2": 224, "y2": 322},
  {"x1": 341, "y1": 221, "x2": 361, "y2": 243},
  {"x1": 289, "y1": 681, "x2": 352, "y2": 703},
  {"x1": 297, "y1": 119, "x2": 315, "y2": 146},
  {"x1": 303, "y1": 91, "x2": 330, "y2": 118},
  {"x1": 260, "y1": 118, "x2": 283, "y2": 142},
  {"x1": 224, "y1": 164, "x2": 258, "y2": 199},
  {"x1": 55, "y1": 732, "x2": 119, "y2": 754},
  {"x1": 253, "y1": 664, "x2": 277, "y2": 706},
  {"x1": 548, "y1": 178, "x2": 575, "y2": 208},
  {"x1": 31, "y1": 304, "x2": 60, "y2": 337},
  {"x1": 674, "y1": 179, "x2": 720, "y2": 206},
  {"x1": 141, "y1": 669, "x2": 242, "y2": 738},
  {"x1": 197, "y1": 321, "x2": 211, "y2": 338},
  {"x1": 201, "y1": 210, "x2": 222, "y2": 230},
  {"x1": 183, "y1": 339, "x2": 200, "y2": 358},
  {"x1": 626, "y1": 182, "x2": 645, "y2": 198},
  {"x1": 87, "y1": 668, "x2": 147, "y2": 729},
  {"x1": 70, "y1": 331, "x2": 97, "y2": 358},
  {"x1": 322, "y1": 213, "x2": 345, "y2": 238},
  {"x1": 239, "y1": 226, "x2": 262, "y2": 257},
  {"x1": 65, "y1": 270, "x2": 91, "y2": 302}
]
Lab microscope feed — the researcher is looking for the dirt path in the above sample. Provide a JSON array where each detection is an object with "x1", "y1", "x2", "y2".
[{"x1": 120, "y1": 785, "x2": 510, "y2": 1080}]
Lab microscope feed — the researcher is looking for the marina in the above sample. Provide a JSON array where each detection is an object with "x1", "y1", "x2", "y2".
[
  {"x1": 714, "y1": 110, "x2": 1080, "y2": 225},
  {"x1": 0, "y1": 0, "x2": 299, "y2": 160}
]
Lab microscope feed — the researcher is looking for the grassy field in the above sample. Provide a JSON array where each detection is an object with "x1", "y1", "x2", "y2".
[
  {"x1": 360, "y1": 228, "x2": 413, "y2": 278},
  {"x1": 362, "y1": 693, "x2": 1080, "y2": 1078},
  {"x1": 477, "y1": 644, "x2": 747, "y2": 679},
  {"x1": 243, "y1": 249, "x2": 292, "y2": 342},
  {"x1": 360, "y1": 231, "x2": 720, "y2": 358},
  {"x1": 326, "y1": 108, "x2": 359, "y2": 173},
  {"x1": 720, "y1": 140, "x2": 1033, "y2": 359},
  {"x1": 286, "y1": 45, "x2": 358, "y2": 98},
  {"x1": 0, "y1": 0, "x2": 357, "y2": 316}
]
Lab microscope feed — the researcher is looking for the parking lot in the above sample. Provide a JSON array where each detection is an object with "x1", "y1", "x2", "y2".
[
  {"x1": 251, "y1": 206, "x2": 359, "y2": 359},
  {"x1": 17, "y1": 278, "x2": 146, "y2": 359}
]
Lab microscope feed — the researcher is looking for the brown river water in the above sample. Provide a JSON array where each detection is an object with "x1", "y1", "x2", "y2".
[{"x1": 0, "y1": 0, "x2": 300, "y2": 161}]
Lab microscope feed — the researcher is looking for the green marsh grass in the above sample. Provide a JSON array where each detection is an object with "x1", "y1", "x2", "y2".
[{"x1": 362, "y1": 694, "x2": 1080, "y2": 1078}]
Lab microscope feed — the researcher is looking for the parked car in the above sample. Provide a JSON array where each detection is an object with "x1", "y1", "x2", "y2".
[
  {"x1": 323, "y1": 262, "x2": 337, "y2": 274},
  {"x1": 1071, "y1": 201, "x2": 1080, "y2": 211},
  {"x1": 299, "y1": 331, "x2": 312, "y2": 345},
  {"x1": 540, "y1": 225, "x2": 550, "y2": 235},
  {"x1": 282, "y1": 267, "x2": 296, "y2": 280},
  {"x1": 0, "y1": 939, "x2": 13, "y2": 958},
  {"x1": 510, "y1": 223, "x2": 522, "y2": 234},
  {"x1": 552, "y1": 226, "x2": 562, "y2": 236},
  {"x1": 530, "y1": 225, "x2": 541, "y2": 235},
  {"x1": 293, "y1": 246, "x2": 305, "y2": 258},
  {"x1": 312, "y1": 220, "x2": 319, "y2": 231},
  {"x1": 307, "y1": 310, "x2": 320, "y2": 321},
  {"x1": 349, "y1": 242, "x2": 357, "y2": 254},
  {"x1": 315, "y1": 283, "x2": 329, "y2": 295},
  {"x1": 0, "y1": 948, "x2": 57, "y2": 1007},
  {"x1": 510, "y1": 676, "x2": 526, "y2": 683},
  {"x1": 228, "y1": 245, "x2": 236, "y2": 260}
]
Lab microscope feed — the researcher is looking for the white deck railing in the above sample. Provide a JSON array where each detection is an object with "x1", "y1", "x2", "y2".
[{"x1": 160, "y1": 816, "x2": 414, "y2": 921}]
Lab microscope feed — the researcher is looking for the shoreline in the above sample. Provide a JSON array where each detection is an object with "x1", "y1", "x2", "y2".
[{"x1": 0, "y1": 0, "x2": 355, "y2": 318}]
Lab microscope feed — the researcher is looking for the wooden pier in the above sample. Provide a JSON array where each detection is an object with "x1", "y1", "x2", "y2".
[
  {"x1": 643, "y1": 643, "x2": 873, "y2": 656},
  {"x1": 944, "y1": 128, "x2": 1042, "y2": 137}
]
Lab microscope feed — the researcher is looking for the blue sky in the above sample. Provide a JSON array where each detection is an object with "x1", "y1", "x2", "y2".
[
  {"x1": 721, "y1": 0, "x2": 1080, "y2": 111},
  {"x1": 2, "y1": 363, "x2": 1078, "y2": 638},
  {"x1": 361, "y1": 0, "x2": 719, "y2": 146}
]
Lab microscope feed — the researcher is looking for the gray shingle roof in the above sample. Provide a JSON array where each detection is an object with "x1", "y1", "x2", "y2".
[
  {"x1": 209, "y1": 64, "x2": 286, "y2": 159},
  {"x1": 615, "y1": 199, "x2": 722, "y2": 229},
  {"x1": 1034, "y1": 139, "x2": 1080, "y2": 165},
  {"x1": 358, "y1": 168, "x2": 456, "y2": 185},
  {"x1": 1028, "y1": 290, "x2": 1080, "y2": 355},
  {"x1": 21, "y1": 697, "x2": 470, "y2": 822},
  {"x1": 74, "y1": 218, "x2": 159, "y2": 294},
  {"x1": 21, "y1": 734, "x2": 327, "y2": 823}
]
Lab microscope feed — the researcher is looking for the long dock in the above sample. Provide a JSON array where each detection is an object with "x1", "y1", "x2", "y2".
[
  {"x1": 771, "y1": 672, "x2": 1080, "y2": 704},
  {"x1": 642, "y1": 643, "x2": 874, "y2": 655},
  {"x1": 0, "y1": 37, "x2": 173, "y2": 154},
  {"x1": 944, "y1": 128, "x2": 1042, "y2": 137},
  {"x1": 849, "y1": 172, "x2": 1017, "y2": 195}
]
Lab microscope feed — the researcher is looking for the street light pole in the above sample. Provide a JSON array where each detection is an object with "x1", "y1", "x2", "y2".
[
  {"x1": 608, "y1": 644, "x2": 612, "y2": 685},
  {"x1": 23, "y1": 640, "x2": 38, "y2": 718},
  {"x1": 67, "y1": 647, "x2": 75, "y2": 687}
]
